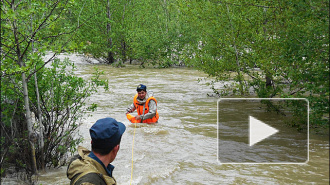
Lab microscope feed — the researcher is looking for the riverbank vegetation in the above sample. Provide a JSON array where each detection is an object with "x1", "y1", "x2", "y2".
[
  {"x1": 1, "y1": 0, "x2": 109, "y2": 182},
  {"x1": 1, "y1": 0, "x2": 329, "y2": 183},
  {"x1": 68, "y1": 0, "x2": 328, "y2": 130}
]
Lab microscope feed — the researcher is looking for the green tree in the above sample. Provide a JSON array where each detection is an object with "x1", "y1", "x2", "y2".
[
  {"x1": 71, "y1": 0, "x2": 185, "y2": 67},
  {"x1": 1, "y1": 0, "x2": 108, "y2": 180},
  {"x1": 179, "y1": 0, "x2": 329, "y2": 128},
  {"x1": 68, "y1": 0, "x2": 123, "y2": 64}
]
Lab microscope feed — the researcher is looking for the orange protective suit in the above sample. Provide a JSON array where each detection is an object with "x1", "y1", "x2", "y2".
[{"x1": 127, "y1": 94, "x2": 159, "y2": 124}]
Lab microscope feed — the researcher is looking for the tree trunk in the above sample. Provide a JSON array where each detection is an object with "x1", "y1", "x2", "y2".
[
  {"x1": 226, "y1": 5, "x2": 244, "y2": 94},
  {"x1": 34, "y1": 69, "x2": 45, "y2": 172},
  {"x1": 266, "y1": 74, "x2": 272, "y2": 88},
  {"x1": 13, "y1": 6, "x2": 38, "y2": 172},
  {"x1": 31, "y1": 9, "x2": 45, "y2": 171},
  {"x1": 21, "y1": 72, "x2": 38, "y2": 174},
  {"x1": 106, "y1": 0, "x2": 115, "y2": 64},
  {"x1": 107, "y1": 51, "x2": 115, "y2": 64},
  {"x1": 121, "y1": 40, "x2": 126, "y2": 62}
]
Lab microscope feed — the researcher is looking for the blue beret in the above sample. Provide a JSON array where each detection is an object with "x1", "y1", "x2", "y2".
[{"x1": 90, "y1": 117, "x2": 126, "y2": 150}]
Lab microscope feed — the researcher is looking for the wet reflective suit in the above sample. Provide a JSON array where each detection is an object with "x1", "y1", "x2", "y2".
[{"x1": 126, "y1": 93, "x2": 159, "y2": 123}]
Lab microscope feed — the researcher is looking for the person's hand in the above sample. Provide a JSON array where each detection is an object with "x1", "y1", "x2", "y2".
[{"x1": 135, "y1": 115, "x2": 141, "y2": 120}]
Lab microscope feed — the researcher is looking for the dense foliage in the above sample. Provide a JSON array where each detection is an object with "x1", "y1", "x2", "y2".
[
  {"x1": 1, "y1": 0, "x2": 108, "y2": 181},
  {"x1": 1, "y1": 58, "x2": 107, "y2": 174},
  {"x1": 177, "y1": 1, "x2": 329, "y2": 128}
]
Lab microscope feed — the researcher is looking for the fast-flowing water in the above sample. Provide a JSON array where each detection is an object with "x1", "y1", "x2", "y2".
[{"x1": 3, "y1": 54, "x2": 329, "y2": 184}]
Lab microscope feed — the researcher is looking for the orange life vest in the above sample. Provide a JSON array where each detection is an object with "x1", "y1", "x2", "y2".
[{"x1": 127, "y1": 94, "x2": 159, "y2": 124}]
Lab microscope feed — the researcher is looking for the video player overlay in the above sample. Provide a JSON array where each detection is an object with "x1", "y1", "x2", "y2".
[{"x1": 217, "y1": 98, "x2": 308, "y2": 164}]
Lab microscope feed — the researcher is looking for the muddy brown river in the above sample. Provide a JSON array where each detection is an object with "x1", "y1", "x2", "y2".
[{"x1": 2, "y1": 54, "x2": 329, "y2": 184}]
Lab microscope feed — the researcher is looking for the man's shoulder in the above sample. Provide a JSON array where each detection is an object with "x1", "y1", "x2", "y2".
[
  {"x1": 147, "y1": 98, "x2": 157, "y2": 105},
  {"x1": 74, "y1": 172, "x2": 107, "y2": 185}
]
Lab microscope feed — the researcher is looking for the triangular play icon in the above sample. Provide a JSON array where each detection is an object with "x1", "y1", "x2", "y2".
[{"x1": 249, "y1": 116, "x2": 279, "y2": 146}]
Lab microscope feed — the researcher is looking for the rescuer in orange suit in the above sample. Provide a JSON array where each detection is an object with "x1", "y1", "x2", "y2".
[{"x1": 126, "y1": 84, "x2": 159, "y2": 124}]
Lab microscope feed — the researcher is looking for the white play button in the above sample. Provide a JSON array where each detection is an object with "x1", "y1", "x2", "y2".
[
  {"x1": 218, "y1": 98, "x2": 308, "y2": 163},
  {"x1": 249, "y1": 116, "x2": 279, "y2": 146}
]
